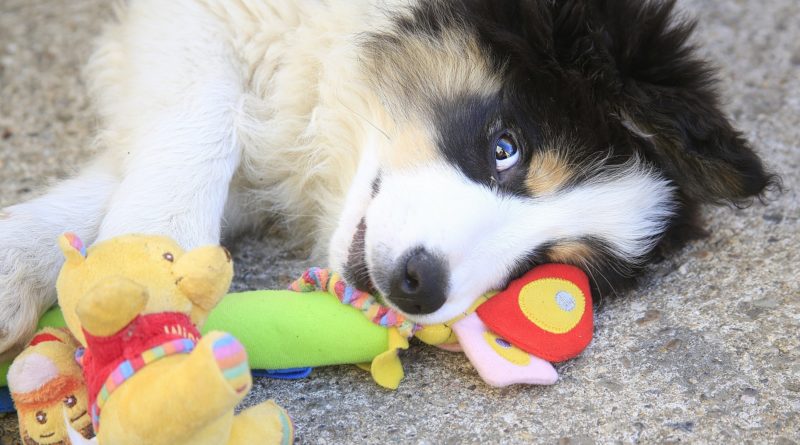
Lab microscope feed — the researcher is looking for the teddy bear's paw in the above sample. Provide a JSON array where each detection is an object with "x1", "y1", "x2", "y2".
[
  {"x1": 228, "y1": 401, "x2": 294, "y2": 445},
  {"x1": 206, "y1": 332, "x2": 251, "y2": 395}
]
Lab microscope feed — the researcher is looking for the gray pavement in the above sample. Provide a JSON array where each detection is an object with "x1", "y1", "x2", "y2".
[{"x1": 1, "y1": 1, "x2": 798, "y2": 443}]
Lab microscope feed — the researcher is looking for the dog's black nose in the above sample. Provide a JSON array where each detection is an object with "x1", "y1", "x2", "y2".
[{"x1": 389, "y1": 247, "x2": 449, "y2": 315}]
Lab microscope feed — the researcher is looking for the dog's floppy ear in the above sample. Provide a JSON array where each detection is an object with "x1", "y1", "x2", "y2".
[{"x1": 590, "y1": 0, "x2": 777, "y2": 205}]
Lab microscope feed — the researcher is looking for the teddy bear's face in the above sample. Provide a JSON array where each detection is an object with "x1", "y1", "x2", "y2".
[{"x1": 57, "y1": 234, "x2": 233, "y2": 344}]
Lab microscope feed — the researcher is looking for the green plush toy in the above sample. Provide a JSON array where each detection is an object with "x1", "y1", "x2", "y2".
[{"x1": 0, "y1": 268, "x2": 410, "y2": 391}]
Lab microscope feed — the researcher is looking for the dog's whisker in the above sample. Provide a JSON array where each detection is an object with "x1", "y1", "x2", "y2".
[{"x1": 338, "y1": 100, "x2": 390, "y2": 141}]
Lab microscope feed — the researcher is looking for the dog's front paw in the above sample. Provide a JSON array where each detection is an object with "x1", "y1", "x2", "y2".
[
  {"x1": 0, "y1": 209, "x2": 65, "y2": 358},
  {"x1": 0, "y1": 248, "x2": 57, "y2": 360}
]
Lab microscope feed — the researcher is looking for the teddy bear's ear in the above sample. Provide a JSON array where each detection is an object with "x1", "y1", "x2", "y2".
[{"x1": 58, "y1": 233, "x2": 86, "y2": 265}]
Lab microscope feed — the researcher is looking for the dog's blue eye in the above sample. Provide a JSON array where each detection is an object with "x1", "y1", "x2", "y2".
[{"x1": 495, "y1": 132, "x2": 520, "y2": 172}]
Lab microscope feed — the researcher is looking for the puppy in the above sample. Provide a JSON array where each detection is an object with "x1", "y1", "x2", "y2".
[{"x1": 0, "y1": 0, "x2": 774, "y2": 357}]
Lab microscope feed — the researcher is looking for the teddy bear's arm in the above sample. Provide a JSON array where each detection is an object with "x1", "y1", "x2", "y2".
[
  {"x1": 76, "y1": 278, "x2": 148, "y2": 337},
  {"x1": 97, "y1": 331, "x2": 251, "y2": 444}
]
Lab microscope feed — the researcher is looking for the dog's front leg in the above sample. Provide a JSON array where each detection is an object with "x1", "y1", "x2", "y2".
[
  {"x1": 0, "y1": 0, "x2": 246, "y2": 356},
  {"x1": 93, "y1": 1, "x2": 245, "y2": 250},
  {"x1": 96, "y1": 119, "x2": 242, "y2": 249},
  {"x1": 0, "y1": 157, "x2": 118, "y2": 358}
]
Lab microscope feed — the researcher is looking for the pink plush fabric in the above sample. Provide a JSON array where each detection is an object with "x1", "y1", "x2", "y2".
[{"x1": 452, "y1": 313, "x2": 558, "y2": 387}]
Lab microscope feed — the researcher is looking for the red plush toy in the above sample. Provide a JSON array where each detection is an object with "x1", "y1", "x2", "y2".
[
  {"x1": 477, "y1": 264, "x2": 593, "y2": 362},
  {"x1": 422, "y1": 263, "x2": 594, "y2": 387}
]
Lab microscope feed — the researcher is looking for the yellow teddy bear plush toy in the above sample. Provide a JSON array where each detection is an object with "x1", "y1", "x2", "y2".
[{"x1": 56, "y1": 233, "x2": 293, "y2": 445}]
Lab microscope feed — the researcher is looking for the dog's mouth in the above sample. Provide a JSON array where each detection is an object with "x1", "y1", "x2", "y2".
[{"x1": 343, "y1": 218, "x2": 379, "y2": 296}]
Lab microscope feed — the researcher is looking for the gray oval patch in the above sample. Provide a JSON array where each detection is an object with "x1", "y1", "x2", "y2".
[{"x1": 555, "y1": 291, "x2": 576, "y2": 312}]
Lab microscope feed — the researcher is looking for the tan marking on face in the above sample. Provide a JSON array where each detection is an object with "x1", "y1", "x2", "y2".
[
  {"x1": 384, "y1": 122, "x2": 438, "y2": 170},
  {"x1": 547, "y1": 241, "x2": 594, "y2": 265},
  {"x1": 0, "y1": 209, "x2": 9, "y2": 220},
  {"x1": 526, "y1": 151, "x2": 573, "y2": 196},
  {"x1": 365, "y1": 29, "x2": 501, "y2": 116}
]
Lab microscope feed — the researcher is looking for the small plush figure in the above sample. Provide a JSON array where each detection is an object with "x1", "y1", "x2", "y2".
[
  {"x1": 7, "y1": 327, "x2": 94, "y2": 445},
  {"x1": 56, "y1": 233, "x2": 293, "y2": 445}
]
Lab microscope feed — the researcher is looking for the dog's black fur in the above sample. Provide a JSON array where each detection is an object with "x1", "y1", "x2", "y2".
[{"x1": 367, "y1": 0, "x2": 777, "y2": 301}]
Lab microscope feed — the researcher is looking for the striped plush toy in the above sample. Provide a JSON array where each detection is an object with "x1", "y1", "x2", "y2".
[{"x1": 289, "y1": 264, "x2": 594, "y2": 388}]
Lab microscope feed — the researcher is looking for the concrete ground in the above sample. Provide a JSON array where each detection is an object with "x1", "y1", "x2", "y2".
[{"x1": 0, "y1": 1, "x2": 797, "y2": 443}]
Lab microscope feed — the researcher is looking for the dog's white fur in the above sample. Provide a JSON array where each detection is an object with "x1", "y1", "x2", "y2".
[
  {"x1": 1, "y1": 0, "x2": 385, "y2": 354},
  {"x1": 0, "y1": 0, "x2": 675, "y2": 355}
]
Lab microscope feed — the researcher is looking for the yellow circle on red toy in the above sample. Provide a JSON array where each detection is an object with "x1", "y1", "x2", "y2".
[{"x1": 518, "y1": 278, "x2": 585, "y2": 334}]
